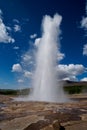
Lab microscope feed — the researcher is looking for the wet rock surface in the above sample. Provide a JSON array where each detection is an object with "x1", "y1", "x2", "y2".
[{"x1": 0, "y1": 94, "x2": 87, "y2": 130}]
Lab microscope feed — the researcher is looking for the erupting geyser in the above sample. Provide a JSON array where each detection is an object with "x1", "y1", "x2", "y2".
[
  {"x1": 29, "y1": 13, "x2": 68, "y2": 102},
  {"x1": 16, "y1": 13, "x2": 68, "y2": 102}
]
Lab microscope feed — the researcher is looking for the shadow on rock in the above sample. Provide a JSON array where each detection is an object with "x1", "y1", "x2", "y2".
[{"x1": 23, "y1": 120, "x2": 65, "y2": 130}]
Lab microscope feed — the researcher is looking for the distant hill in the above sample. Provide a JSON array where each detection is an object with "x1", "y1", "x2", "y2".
[
  {"x1": 63, "y1": 80, "x2": 87, "y2": 87},
  {"x1": 63, "y1": 80, "x2": 87, "y2": 94}
]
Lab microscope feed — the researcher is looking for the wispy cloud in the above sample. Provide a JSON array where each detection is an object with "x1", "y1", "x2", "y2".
[
  {"x1": 18, "y1": 79, "x2": 24, "y2": 83},
  {"x1": 0, "y1": 9, "x2": 3, "y2": 16},
  {"x1": 81, "y1": 0, "x2": 87, "y2": 30},
  {"x1": 12, "y1": 50, "x2": 33, "y2": 84},
  {"x1": 21, "y1": 51, "x2": 32, "y2": 65},
  {"x1": 13, "y1": 19, "x2": 20, "y2": 23},
  {"x1": 24, "y1": 71, "x2": 32, "y2": 78},
  {"x1": 0, "y1": 9, "x2": 15, "y2": 43},
  {"x1": 13, "y1": 46, "x2": 19, "y2": 50},
  {"x1": 81, "y1": 17, "x2": 87, "y2": 30},
  {"x1": 30, "y1": 33, "x2": 37, "y2": 39},
  {"x1": 14, "y1": 24, "x2": 21, "y2": 32},
  {"x1": 57, "y1": 52, "x2": 65, "y2": 61},
  {"x1": 83, "y1": 44, "x2": 87, "y2": 56},
  {"x1": 81, "y1": 1, "x2": 87, "y2": 56}
]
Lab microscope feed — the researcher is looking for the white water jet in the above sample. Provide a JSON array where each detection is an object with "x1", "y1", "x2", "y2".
[
  {"x1": 15, "y1": 14, "x2": 68, "y2": 102},
  {"x1": 29, "y1": 14, "x2": 68, "y2": 102}
]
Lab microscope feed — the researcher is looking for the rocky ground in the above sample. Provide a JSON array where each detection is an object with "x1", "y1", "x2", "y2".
[{"x1": 0, "y1": 94, "x2": 87, "y2": 130}]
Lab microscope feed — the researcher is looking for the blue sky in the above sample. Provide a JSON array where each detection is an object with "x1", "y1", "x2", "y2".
[{"x1": 0, "y1": 0, "x2": 87, "y2": 89}]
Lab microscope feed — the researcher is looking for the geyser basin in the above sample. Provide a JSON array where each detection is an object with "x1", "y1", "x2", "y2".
[{"x1": 16, "y1": 13, "x2": 69, "y2": 103}]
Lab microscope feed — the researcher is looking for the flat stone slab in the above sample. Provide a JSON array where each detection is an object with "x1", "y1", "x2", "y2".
[{"x1": 0, "y1": 94, "x2": 87, "y2": 130}]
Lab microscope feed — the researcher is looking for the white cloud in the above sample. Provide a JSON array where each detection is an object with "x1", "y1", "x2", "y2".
[
  {"x1": 83, "y1": 44, "x2": 87, "y2": 56},
  {"x1": 57, "y1": 64, "x2": 86, "y2": 81},
  {"x1": 57, "y1": 52, "x2": 65, "y2": 61},
  {"x1": 14, "y1": 24, "x2": 21, "y2": 32},
  {"x1": 81, "y1": 77, "x2": 87, "y2": 81},
  {"x1": 81, "y1": 1, "x2": 87, "y2": 30},
  {"x1": 24, "y1": 71, "x2": 32, "y2": 78},
  {"x1": 13, "y1": 46, "x2": 19, "y2": 50},
  {"x1": 34, "y1": 38, "x2": 41, "y2": 47},
  {"x1": 16, "y1": 50, "x2": 34, "y2": 82},
  {"x1": 0, "y1": 10, "x2": 15, "y2": 43},
  {"x1": 0, "y1": 18, "x2": 15, "y2": 43},
  {"x1": 81, "y1": 17, "x2": 87, "y2": 30},
  {"x1": 63, "y1": 76, "x2": 77, "y2": 81},
  {"x1": 21, "y1": 53, "x2": 31, "y2": 62},
  {"x1": 30, "y1": 33, "x2": 37, "y2": 39},
  {"x1": 18, "y1": 79, "x2": 24, "y2": 83},
  {"x1": 12, "y1": 64, "x2": 22, "y2": 72}
]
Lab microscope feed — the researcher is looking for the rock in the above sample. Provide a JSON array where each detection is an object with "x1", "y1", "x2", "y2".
[
  {"x1": 23, "y1": 119, "x2": 65, "y2": 130},
  {"x1": 23, "y1": 122, "x2": 39, "y2": 130},
  {"x1": 41, "y1": 120, "x2": 65, "y2": 130},
  {"x1": 81, "y1": 114, "x2": 87, "y2": 121},
  {"x1": 52, "y1": 120, "x2": 60, "y2": 130},
  {"x1": 23, "y1": 120, "x2": 50, "y2": 130},
  {"x1": 41, "y1": 125, "x2": 53, "y2": 130},
  {"x1": 0, "y1": 94, "x2": 87, "y2": 130},
  {"x1": 52, "y1": 120, "x2": 65, "y2": 130}
]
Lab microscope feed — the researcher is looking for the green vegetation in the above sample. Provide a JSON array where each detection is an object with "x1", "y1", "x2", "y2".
[
  {"x1": 0, "y1": 85, "x2": 87, "y2": 96},
  {"x1": 0, "y1": 89, "x2": 18, "y2": 95},
  {"x1": 0, "y1": 88, "x2": 30, "y2": 95},
  {"x1": 64, "y1": 85, "x2": 87, "y2": 94}
]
